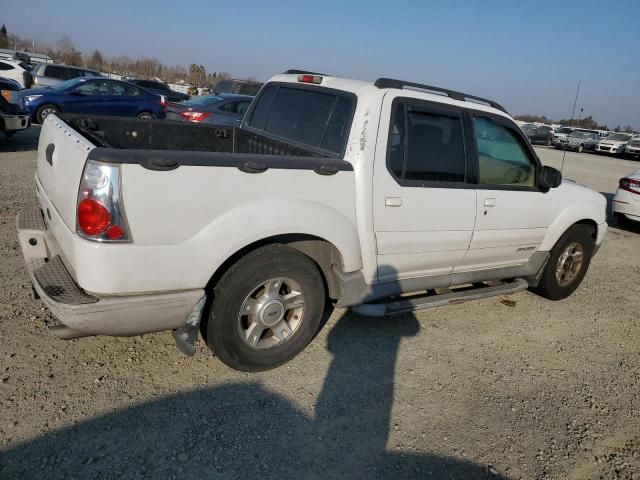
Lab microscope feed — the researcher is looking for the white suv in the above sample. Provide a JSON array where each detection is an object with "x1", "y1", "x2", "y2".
[
  {"x1": 0, "y1": 59, "x2": 32, "y2": 88},
  {"x1": 17, "y1": 71, "x2": 608, "y2": 371}
]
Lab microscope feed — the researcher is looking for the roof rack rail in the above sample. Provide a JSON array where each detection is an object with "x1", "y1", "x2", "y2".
[
  {"x1": 374, "y1": 78, "x2": 508, "y2": 114},
  {"x1": 283, "y1": 69, "x2": 330, "y2": 76}
]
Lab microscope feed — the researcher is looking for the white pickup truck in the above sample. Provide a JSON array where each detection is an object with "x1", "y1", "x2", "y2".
[{"x1": 17, "y1": 70, "x2": 607, "y2": 371}]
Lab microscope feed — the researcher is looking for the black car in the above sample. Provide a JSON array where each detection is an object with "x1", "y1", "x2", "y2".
[
  {"x1": 129, "y1": 79, "x2": 190, "y2": 103},
  {"x1": 166, "y1": 93, "x2": 253, "y2": 126},
  {"x1": 0, "y1": 77, "x2": 30, "y2": 137},
  {"x1": 521, "y1": 124, "x2": 554, "y2": 146}
]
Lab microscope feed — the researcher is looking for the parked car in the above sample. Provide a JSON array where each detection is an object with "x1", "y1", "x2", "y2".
[
  {"x1": 595, "y1": 133, "x2": 633, "y2": 156},
  {"x1": 613, "y1": 170, "x2": 640, "y2": 226},
  {"x1": 16, "y1": 70, "x2": 607, "y2": 371},
  {"x1": 0, "y1": 59, "x2": 33, "y2": 89},
  {"x1": 22, "y1": 77, "x2": 167, "y2": 124},
  {"x1": 166, "y1": 93, "x2": 253, "y2": 125},
  {"x1": 555, "y1": 131, "x2": 600, "y2": 153},
  {"x1": 624, "y1": 135, "x2": 640, "y2": 159},
  {"x1": 522, "y1": 124, "x2": 554, "y2": 145},
  {"x1": 0, "y1": 77, "x2": 30, "y2": 137},
  {"x1": 31, "y1": 63, "x2": 103, "y2": 88},
  {"x1": 128, "y1": 79, "x2": 190, "y2": 103},
  {"x1": 553, "y1": 126, "x2": 574, "y2": 144},
  {"x1": 214, "y1": 79, "x2": 263, "y2": 96}
]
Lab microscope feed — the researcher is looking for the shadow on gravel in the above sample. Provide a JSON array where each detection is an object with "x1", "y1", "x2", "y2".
[
  {"x1": 0, "y1": 277, "x2": 506, "y2": 479},
  {"x1": 0, "y1": 127, "x2": 40, "y2": 153},
  {"x1": 601, "y1": 192, "x2": 640, "y2": 235}
]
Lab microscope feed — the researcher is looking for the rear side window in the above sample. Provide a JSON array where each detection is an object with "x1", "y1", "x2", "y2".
[
  {"x1": 0, "y1": 62, "x2": 14, "y2": 71},
  {"x1": 387, "y1": 101, "x2": 467, "y2": 183},
  {"x1": 45, "y1": 65, "x2": 69, "y2": 80},
  {"x1": 247, "y1": 85, "x2": 354, "y2": 154},
  {"x1": 67, "y1": 68, "x2": 84, "y2": 79}
]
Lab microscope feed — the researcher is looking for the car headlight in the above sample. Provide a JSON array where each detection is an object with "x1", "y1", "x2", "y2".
[{"x1": 25, "y1": 95, "x2": 42, "y2": 103}]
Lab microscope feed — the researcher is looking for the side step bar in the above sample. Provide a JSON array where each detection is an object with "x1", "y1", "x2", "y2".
[{"x1": 353, "y1": 278, "x2": 529, "y2": 317}]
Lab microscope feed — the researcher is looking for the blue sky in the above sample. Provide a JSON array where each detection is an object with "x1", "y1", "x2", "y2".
[{"x1": 4, "y1": 0, "x2": 640, "y2": 128}]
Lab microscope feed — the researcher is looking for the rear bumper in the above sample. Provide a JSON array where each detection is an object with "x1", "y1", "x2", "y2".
[
  {"x1": 16, "y1": 207, "x2": 205, "y2": 338},
  {"x1": 1, "y1": 112, "x2": 30, "y2": 133}
]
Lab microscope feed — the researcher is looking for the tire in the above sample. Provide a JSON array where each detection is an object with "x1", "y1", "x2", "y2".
[
  {"x1": 204, "y1": 244, "x2": 326, "y2": 371},
  {"x1": 577, "y1": 144, "x2": 584, "y2": 153},
  {"x1": 545, "y1": 138, "x2": 552, "y2": 146},
  {"x1": 531, "y1": 224, "x2": 594, "y2": 301},
  {"x1": 36, "y1": 104, "x2": 59, "y2": 124},
  {"x1": 137, "y1": 111, "x2": 155, "y2": 119}
]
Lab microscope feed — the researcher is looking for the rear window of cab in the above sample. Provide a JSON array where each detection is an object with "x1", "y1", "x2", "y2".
[{"x1": 246, "y1": 84, "x2": 355, "y2": 156}]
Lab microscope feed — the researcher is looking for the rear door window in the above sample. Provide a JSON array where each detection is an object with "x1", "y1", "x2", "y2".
[
  {"x1": 45, "y1": 65, "x2": 70, "y2": 80},
  {"x1": 0, "y1": 61, "x2": 14, "y2": 71},
  {"x1": 247, "y1": 85, "x2": 355, "y2": 155}
]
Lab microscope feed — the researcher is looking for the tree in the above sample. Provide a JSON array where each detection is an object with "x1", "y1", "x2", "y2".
[
  {"x1": 86, "y1": 49, "x2": 104, "y2": 70},
  {"x1": 0, "y1": 24, "x2": 10, "y2": 49}
]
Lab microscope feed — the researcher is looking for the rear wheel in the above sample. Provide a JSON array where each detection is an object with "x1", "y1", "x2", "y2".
[
  {"x1": 137, "y1": 111, "x2": 155, "y2": 119},
  {"x1": 545, "y1": 138, "x2": 552, "y2": 146},
  {"x1": 36, "y1": 104, "x2": 59, "y2": 124},
  {"x1": 577, "y1": 144, "x2": 584, "y2": 153},
  {"x1": 531, "y1": 225, "x2": 594, "y2": 300},
  {"x1": 204, "y1": 244, "x2": 326, "y2": 371}
]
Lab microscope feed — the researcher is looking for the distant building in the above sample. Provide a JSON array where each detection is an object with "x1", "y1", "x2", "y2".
[{"x1": 0, "y1": 48, "x2": 53, "y2": 64}]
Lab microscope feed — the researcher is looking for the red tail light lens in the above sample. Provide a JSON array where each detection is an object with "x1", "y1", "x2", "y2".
[
  {"x1": 620, "y1": 177, "x2": 640, "y2": 195},
  {"x1": 78, "y1": 199, "x2": 111, "y2": 235},
  {"x1": 180, "y1": 111, "x2": 211, "y2": 122}
]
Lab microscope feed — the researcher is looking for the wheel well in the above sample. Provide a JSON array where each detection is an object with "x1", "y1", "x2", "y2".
[
  {"x1": 205, "y1": 234, "x2": 345, "y2": 300},
  {"x1": 574, "y1": 219, "x2": 597, "y2": 241}
]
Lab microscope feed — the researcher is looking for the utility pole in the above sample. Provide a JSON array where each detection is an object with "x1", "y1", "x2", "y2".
[{"x1": 576, "y1": 108, "x2": 584, "y2": 127}]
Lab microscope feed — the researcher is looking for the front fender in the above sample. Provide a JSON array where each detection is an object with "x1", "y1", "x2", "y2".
[{"x1": 539, "y1": 198, "x2": 606, "y2": 251}]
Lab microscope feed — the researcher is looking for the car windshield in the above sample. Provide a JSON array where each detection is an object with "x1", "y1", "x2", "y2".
[
  {"x1": 556, "y1": 127, "x2": 572, "y2": 134},
  {"x1": 521, "y1": 124, "x2": 536, "y2": 131},
  {"x1": 607, "y1": 133, "x2": 633, "y2": 141},
  {"x1": 181, "y1": 95, "x2": 224, "y2": 107},
  {"x1": 52, "y1": 77, "x2": 89, "y2": 91},
  {"x1": 569, "y1": 132, "x2": 590, "y2": 139}
]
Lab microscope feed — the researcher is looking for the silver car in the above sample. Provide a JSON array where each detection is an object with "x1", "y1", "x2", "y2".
[
  {"x1": 31, "y1": 63, "x2": 102, "y2": 88},
  {"x1": 555, "y1": 131, "x2": 600, "y2": 153}
]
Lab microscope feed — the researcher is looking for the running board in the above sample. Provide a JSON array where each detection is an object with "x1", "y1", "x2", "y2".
[{"x1": 353, "y1": 278, "x2": 529, "y2": 317}]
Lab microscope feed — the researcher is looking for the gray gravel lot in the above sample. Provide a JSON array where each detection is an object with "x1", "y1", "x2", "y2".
[{"x1": 0, "y1": 127, "x2": 639, "y2": 479}]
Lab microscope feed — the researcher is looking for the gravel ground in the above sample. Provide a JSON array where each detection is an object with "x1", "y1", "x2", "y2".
[{"x1": 0, "y1": 128, "x2": 639, "y2": 480}]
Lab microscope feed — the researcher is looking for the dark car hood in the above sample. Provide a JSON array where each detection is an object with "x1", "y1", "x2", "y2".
[{"x1": 22, "y1": 86, "x2": 56, "y2": 96}]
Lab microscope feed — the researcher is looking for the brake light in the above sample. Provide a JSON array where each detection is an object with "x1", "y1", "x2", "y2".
[
  {"x1": 619, "y1": 177, "x2": 640, "y2": 195},
  {"x1": 76, "y1": 161, "x2": 131, "y2": 242},
  {"x1": 298, "y1": 74, "x2": 322, "y2": 84},
  {"x1": 159, "y1": 95, "x2": 167, "y2": 107},
  {"x1": 78, "y1": 199, "x2": 111, "y2": 235},
  {"x1": 180, "y1": 111, "x2": 211, "y2": 122}
]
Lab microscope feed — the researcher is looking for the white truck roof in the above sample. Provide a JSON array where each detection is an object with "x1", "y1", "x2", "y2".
[{"x1": 268, "y1": 72, "x2": 511, "y2": 120}]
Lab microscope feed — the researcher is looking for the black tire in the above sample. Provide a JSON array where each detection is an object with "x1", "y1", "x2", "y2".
[
  {"x1": 137, "y1": 111, "x2": 155, "y2": 119},
  {"x1": 204, "y1": 244, "x2": 326, "y2": 371},
  {"x1": 545, "y1": 138, "x2": 552, "y2": 146},
  {"x1": 577, "y1": 144, "x2": 584, "y2": 153},
  {"x1": 531, "y1": 224, "x2": 594, "y2": 301},
  {"x1": 36, "y1": 104, "x2": 59, "y2": 124}
]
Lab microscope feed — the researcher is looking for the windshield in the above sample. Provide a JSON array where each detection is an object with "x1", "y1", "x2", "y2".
[
  {"x1": 569, "y1": 132, "x2": 590, "y2": 139},
  {"x1": 521, "y1": 124, "x2": 536, "y2": 130},
  {"x1": 556, "y1": 127, "x2": 572, "y2": 134},
  {"x1": 607, "y1": 133, "x2": 632, "y2": 141},
  {"x1": 181, "y1": 95, "x2": 224, "y2": 107}
]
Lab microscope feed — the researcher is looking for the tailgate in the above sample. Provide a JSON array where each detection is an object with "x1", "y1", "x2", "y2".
[{"x1": 36, "y1": 115, "x2": 95, "y2": 230}]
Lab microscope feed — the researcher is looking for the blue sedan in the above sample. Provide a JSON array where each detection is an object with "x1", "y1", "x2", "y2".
[{"x1": 23, "y1": 77, "x2": 167, "y2": 124}]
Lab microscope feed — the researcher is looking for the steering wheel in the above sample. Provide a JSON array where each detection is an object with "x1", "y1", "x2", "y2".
[{"x1": 503, "y1": 166, "x2": 531, "y2": 184}]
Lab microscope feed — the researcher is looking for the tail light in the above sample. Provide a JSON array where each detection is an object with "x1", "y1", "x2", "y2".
[
  {"x1": 159, "y1": 95, "x2": 167, "y2": 107},
  {"x1": 179, "y1": 111, "x2": 211, "y2": 122},
  {"x1": 619, "y1": 177, "x2": 640, "y2": 195},
  {"x1": 77, "y1": 161, "x2": 131, "y2": 242}
]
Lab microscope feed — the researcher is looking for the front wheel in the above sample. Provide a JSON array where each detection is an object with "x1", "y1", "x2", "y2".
[
  {"x1": 36, "y1": 104, "x2": 59, "y2": 124},
  {"x1": 204, "y1": 244, "x2": 326, "y2": 371},
  {"x1": 530, "y1": 224, "x2": 594, "y2": 300},
  {"x1": 577, "y1": 144, "x2": 584, "y2": 153}
]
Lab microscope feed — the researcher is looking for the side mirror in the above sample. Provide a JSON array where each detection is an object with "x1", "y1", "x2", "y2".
[{"x1": 539, "y1": 165, "x2": 562, "y2": 190}]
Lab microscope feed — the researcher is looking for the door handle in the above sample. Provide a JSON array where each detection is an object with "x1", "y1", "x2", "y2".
[
  {"x1": 385, "y1": 197, "x2": 403, "y2": 207},
  {"x1": 483, "y1": 198, "x2": 497, "y2": 207}
]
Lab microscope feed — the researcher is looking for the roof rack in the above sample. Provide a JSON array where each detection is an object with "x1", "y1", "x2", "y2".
[
  {"x1": 283, "y1": 69, "x2": 331, "y2": 76},
  {"x1": 374, "y1": 78, "x2": 508, "y2": 114}
]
